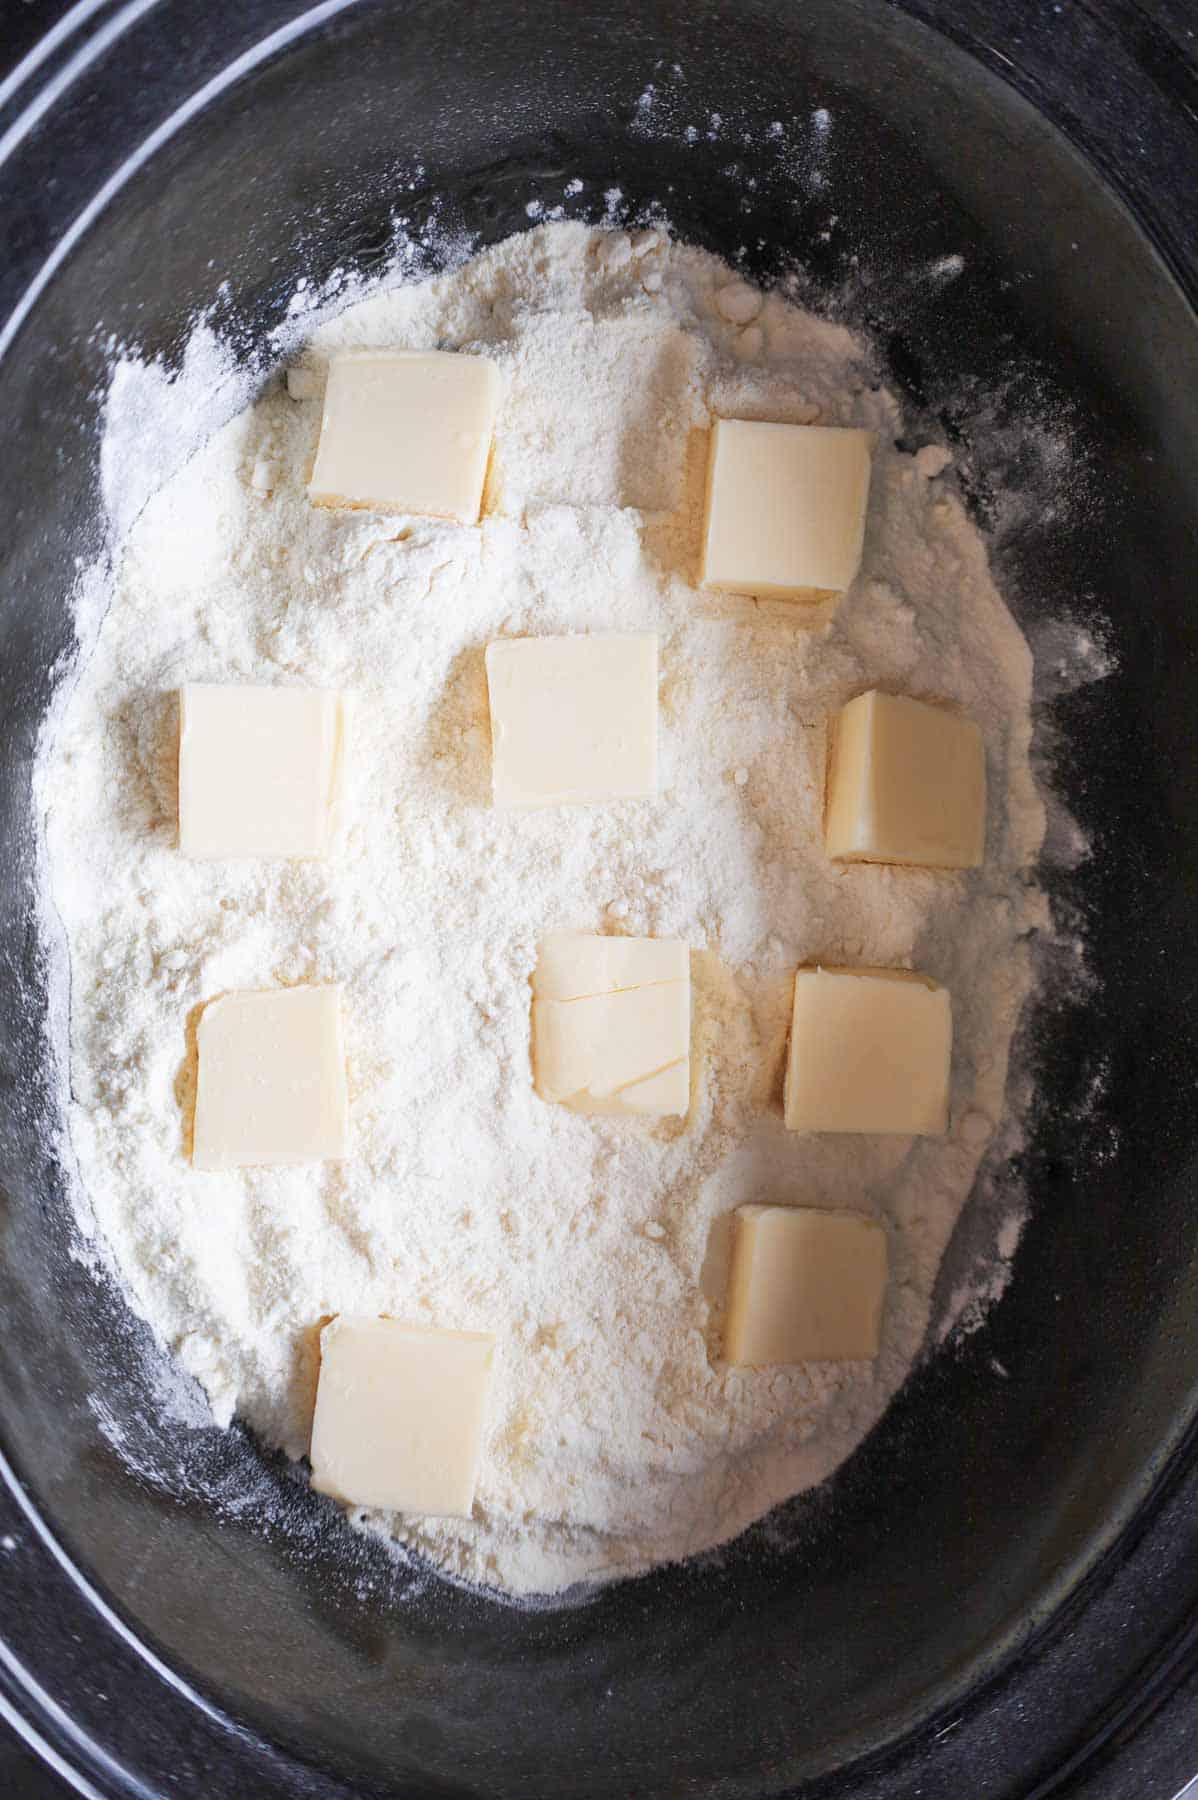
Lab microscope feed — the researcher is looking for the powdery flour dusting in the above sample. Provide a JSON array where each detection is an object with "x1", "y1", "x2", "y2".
[{"x1": 43, "y1": 222, "x2": 1047, "y2": 1596}]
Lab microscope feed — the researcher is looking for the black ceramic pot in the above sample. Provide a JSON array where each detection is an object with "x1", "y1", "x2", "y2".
[{"x1": 1, "y1": 2, "x2": 1196, "y2": 1795}]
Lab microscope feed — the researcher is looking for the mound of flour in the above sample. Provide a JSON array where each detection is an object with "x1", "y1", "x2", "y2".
[{"x1": 42, "y1": 221, "x2": 1046, "y2": 1595}]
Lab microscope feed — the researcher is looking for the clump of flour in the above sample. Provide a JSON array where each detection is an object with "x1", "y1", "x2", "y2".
[{"x1": 42, "y1": 221, "x2": 1048, "y2": 1596}]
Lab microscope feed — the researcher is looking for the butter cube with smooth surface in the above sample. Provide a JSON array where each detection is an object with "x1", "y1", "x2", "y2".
[
  {"x1": 532, "y1": 933, "x2": 690, "y2": 1116},
  {"x1": 309, "y1": 350, "x2": 500, "y2": 523},
  {"x1": 784, "y1": 967, "x2": 951, "y2": 1136},
  {"x1": 179, "y1": 684, "x2": 344, "y2": 860},
  {"x1": 725, "y1": 1206, "x2": 888, "y2": 1364},
  {"x1": 701, "y1": 419, "x2": 873, "y2": 600},
  {"x1": 826, "y1": 690, "x2": 986, "y2": 868},
  {"x1": 192, "y1": 985, "x2": 349, "y2": 1169},
  {"x1": 310, "y1": 1316, "x2": 496, "y2": 1517},
  {"x1": 486, "y1": 634, "x2": 658, "y2": 808}
]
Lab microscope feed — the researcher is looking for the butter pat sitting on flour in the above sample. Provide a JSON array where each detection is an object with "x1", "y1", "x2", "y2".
[
  {"x1": 192, "y1": 985, "x2": 349, "y2": 1169},
  {"x1": 784, "y1": 967, "x2": 951, "y2": 1136},
  {"x1": 532, "y1": 932, "x2": 690, "y2": 1116},
  {"x1": 701, "y1": 419, "x2": 873, "y2": 600},
  {"x1": 826, "y1": 690, "x2": 986, "y2": 868},
  {"x1": 309, "y1": 350, "x2": 501, "y2": 523},
  {"x1": 178, "y1": 684, "x2": 344, "y2": 860},
  {"x1": 725, "y1": 1206, "x2": 889, "y2": 1365},
  {"x1": 486, "y1": 633, "x2": 658, "y2": 808},
  {"x1": 310, "y1": 1316, "x2": 496, "y2": 1517}
]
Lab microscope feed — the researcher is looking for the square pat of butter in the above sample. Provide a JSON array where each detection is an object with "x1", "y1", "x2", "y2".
[
  {"x1": 701, "y1": 419, "x2": 873, "y2": 600},
  {"x1": 532, "y1": 933, "x2": 690, "y2": 1116},
  {"x1": 310, "y1": 1316, "x2": 496, "y2": 1517},
  {"x1": 178, "y1": 684, "x2": 344, "y2": 861},
  {"x1": 486, "y1": 633, "x2": 658, "y2": 808},
  {"x1": 784, "y1": 966, "x2": 951, "y2": 1136},
  {"x1": 826, "y1": 690, "x2": 986, "y2": 868},
  {"x1": 309, "y1": 350, "x2": 501, "y2": 523},
  {"x1": 192, "y1": 985, "x2": 349, "y2": 1170},
  {"x1": 725, "y1": 1206, "x2": 888, "y2": 1365}
]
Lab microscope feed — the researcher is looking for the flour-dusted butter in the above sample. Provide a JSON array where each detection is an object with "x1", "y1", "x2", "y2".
[
  {"x1": 192, "y1": 985, "x2": 349, "y2": 1169},
  {"x1": 310, "y1": 1316, "x2": 496, "y2": 1517},
  {"x1": 531, "y1": 933, "x2": 690, "y2": 1117},
  {"x1": 308, "y1": 350, "x2": 501, "y2": 523},
  {"x1": 178, "y1": 684, "x2": 344, "y2": 860},
  {"x1": 826, "y1": 690, "x2": 986, "y2": 868},
  {"x1": 784, "y1": 966, "x2": 951, "y2": 1136},
  {"x1": 701, "y1": 419, "x2": 873, "y2": 600},
  {"x1": 485, "y1": 633, "x2": 658, "y2": 808},
  {"x1": 725, "y1": 1206, "x2": 888, "y2": 1364}
]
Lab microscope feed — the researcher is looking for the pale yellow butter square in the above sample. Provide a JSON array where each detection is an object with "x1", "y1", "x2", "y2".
[
  {"x1": 310, "y1": 1316, "x2": 496, "y2": 1517},
  {"x1": 701, "y1": 419, "x2": 873, "y2": 600},
  {"x1": 309, "y1": 349, "x2": 500, "y2": 523},
  {"x1": 784, "y1": 966, "x2": 951, "y2": 1136},
  {"x1": 826, "y1": 690, "x2": 986, "y2": 868},
  {"x1": 178, "y1": 684, "x2": 344, "y2": 861},
  {"x1": 725, "y1": 1206, "x2": 888, "y2": 1365},
  {"x1": 486, "y1": 633, "x2": 658, "y2": 809},
  {"x1": 531, "y1": 933, "x2": 690, "y2": 1117},
  {"x1": 192, "y1": 985, "x2": 349, "y2": 1170}
]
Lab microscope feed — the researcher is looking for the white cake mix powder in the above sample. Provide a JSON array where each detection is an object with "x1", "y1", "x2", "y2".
[{"x1": 40, "y1": 219, "x2": 1056, "y2": 1596}]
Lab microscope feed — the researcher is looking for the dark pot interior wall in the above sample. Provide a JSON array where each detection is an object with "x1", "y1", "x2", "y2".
[{"x1": 1, "y1": 3, "x2": 1196, "y2": 1796}]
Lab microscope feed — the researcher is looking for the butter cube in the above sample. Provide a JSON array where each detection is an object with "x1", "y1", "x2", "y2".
[
  {"x1": 826, "y1": 690, "x2": 986, "y2": 868},
  {"x1": 784, "y1": 967, "x2": 951, "y2": 1136},
  {"x1": 178, "y1": 684, "x2": 344, "y2": 861},
  {"x1": 725, "y1": 1206, "x2": 888, "y2": 1365},
  {"x1": 701, "y1": 419, "x2": 873, "y2": 599},
  {"x1": 192, "y1": 985, "x2": 348, "y2": 1169},
  {"x1": 309, "y1": 350, "x2": 501, "y2": 523},
  {"x1": 532, "y1": 933, "x2": 690, "y2": 1116},
  {"x1": 485, "y1": 634, "x2": 658, "y2": 808},
  {"x1": 310, "y1": 1316, "x2": 496, "y2": 1517}
]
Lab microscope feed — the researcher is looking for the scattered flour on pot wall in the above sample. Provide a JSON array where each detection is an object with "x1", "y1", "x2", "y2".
[{"x1": 42, "y1": 221, "x2": 1048, "y2": 1596}]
